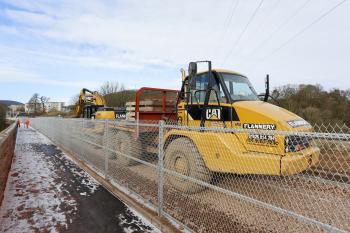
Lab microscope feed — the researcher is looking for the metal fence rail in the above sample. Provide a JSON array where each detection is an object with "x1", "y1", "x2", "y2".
[{"x1": 30, "y1": 118, "x2": 350, "y2": 233}]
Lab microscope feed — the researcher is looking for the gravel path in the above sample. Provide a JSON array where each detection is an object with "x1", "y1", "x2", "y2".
[{"x1": 0, "y1": 127, "x2": 160, "y2": 233}]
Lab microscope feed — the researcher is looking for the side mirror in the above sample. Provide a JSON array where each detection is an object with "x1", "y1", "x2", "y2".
[
  {"x1": 188, "y1": 62, "x2": 197, "y2": 77},
  {"x1": 264, "y1": 74, "x2": 270, "y2": 102}
]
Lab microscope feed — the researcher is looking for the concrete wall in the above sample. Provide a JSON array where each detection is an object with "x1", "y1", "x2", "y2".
[{"x1": 0, "y1": 124, "x2": 17, "y2": 205}]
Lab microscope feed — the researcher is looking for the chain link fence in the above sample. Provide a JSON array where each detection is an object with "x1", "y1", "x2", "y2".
[{"x1": 30, "y1": 117, "x2": 350, "y2": 233}]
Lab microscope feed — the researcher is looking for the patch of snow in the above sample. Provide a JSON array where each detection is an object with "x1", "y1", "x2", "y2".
[
  {"x1": 127, "y1": 206, "x2": 161, "y2": 233},
  {"x1": 118, "y1": 207, "x2": 161, "y2": 233},
  {"x1": 8, "y1": 128, "x2": 163, "y2": 233},
  {"x1": 30, "y1": 128, "x2": 100, "y2": 196},
  {"x1": 18, "y1": 127, "x2": 53, "y2": 145},
  {"x1": 110, "y1": 179, "x2": 189, "y2": 233},
  {"x1": 64, "y1": 164, "x2": 99, "y2": 195},
  {"x1": 0, "y1": 128, "x2": 77, "y2": 232},
  {"x1": 46, "y1": 141, "x2": 100, "y2": 195}
]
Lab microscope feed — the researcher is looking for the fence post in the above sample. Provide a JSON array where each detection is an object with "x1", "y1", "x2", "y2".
[
  {"x1": 136, "y1": 112, "x2": 140, "y2": 137},
  {"x1": 104, "y1": 119, "x2": 109, "y2": 180},
  {"x1": 80, "y1": 118, "x2": 84, "y2": 160},
  {"x1": 157, "y1": 120, "x2": 165, "y2": 216}
]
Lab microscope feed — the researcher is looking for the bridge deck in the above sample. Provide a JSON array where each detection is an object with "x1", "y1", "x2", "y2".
[{"x1": 0, "y1": 127, "x2": 159, "y2": 233}]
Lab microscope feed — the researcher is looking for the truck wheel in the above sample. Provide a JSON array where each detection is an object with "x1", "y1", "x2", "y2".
[
  {"x1": 114, "y1": 131, "x2": 142, "y2": 166},
  {"x1": 164, "y1": 137, "x2": 212, "y2": 193}
]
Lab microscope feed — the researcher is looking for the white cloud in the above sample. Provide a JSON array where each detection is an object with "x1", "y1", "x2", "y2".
[
  {"x1": 0, "y1": 66, "x2": 102, "y2": 88},
  {"x1": 2, "y1": 0, "x2": 236, "y2": 68},
  {"x1": 0, "y1": 0, "x2": 350, "y2": 95},
  {"x1": 3, "y1": 8, "x2": 55, "y2": 27}
]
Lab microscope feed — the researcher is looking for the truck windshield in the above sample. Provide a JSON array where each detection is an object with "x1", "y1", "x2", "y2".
[{"x1": 221, "y1": 73, "x2": 258, "y2": 101}]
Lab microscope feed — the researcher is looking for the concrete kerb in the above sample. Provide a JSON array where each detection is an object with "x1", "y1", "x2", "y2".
[{"x1": 0, "y1": 123, "x2": 16, "y2": 144}]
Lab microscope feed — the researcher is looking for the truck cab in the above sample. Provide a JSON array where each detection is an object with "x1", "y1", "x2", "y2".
[
  {"x1": 177, "y1": 67, "x2": 313, "y2": 132},
  {"x1": 177, "y1": 69, "x2": 259, "y2": 128}
]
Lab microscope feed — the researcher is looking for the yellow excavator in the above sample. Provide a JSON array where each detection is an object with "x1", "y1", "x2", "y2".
[{"x1": 75, "y1": 88, "x2": 126, "y2": 119}]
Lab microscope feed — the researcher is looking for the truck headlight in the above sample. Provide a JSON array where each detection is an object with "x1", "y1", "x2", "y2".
[{"x1": 287, "y1": 120, "x2": 310, "y2": 128}]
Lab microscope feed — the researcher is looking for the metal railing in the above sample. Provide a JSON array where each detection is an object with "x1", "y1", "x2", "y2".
[{"x1": 30, "y1": 118, "x2": 350, "y2": 233}]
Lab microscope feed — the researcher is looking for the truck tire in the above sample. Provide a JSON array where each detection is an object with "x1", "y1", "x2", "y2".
[
  {"x1": 114, "y1": 131, "x2": 142, "y2": 166},
  {"x1": 164, "y1": 137, "x2": 212, "y2": 193}
]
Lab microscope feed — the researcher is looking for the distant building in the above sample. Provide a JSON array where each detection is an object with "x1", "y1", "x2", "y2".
[
  {"x1": 25, "y1": 103, "x2": 41, "y2": 113},
  {"x1": 61, "y1": 105, "x2": 74, "y2": 113},
  {"x1": 44, "y1": 102, "x2": 65, "y2": 112},
  {"x1": 7, "y1": 104, "x2": 25, "y2": 117},
  {"x1": 8, "y1": 104, "x2": 25, "y2": 112},
  {"x1": 25, "y1": 102, "x2": 65, "y2": 113}
]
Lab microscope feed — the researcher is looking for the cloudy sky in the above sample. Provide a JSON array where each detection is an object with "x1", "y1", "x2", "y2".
[{"x1": 0, "y1": 0, "x2": 349, "y2": 104}]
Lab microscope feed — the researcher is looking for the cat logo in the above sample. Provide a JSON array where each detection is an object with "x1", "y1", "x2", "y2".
[{"x1": 206, "y1": 108, "x2": 221, "y2": 120}]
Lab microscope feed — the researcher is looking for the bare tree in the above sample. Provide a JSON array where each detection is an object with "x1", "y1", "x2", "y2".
[
  {"x1": 68, "y1": 94, "x2": 81, "y2": 116},
  {"x1": 28, "y1": 93, "x2": 40, "y2": 114},
  {"x1": 70, "y1": 94, "x2": 80, "y2": 105},
  {"x1": 100, "y1": 81, "x2": 125, "y2": 95},
  {"x1": 18, "y1": 106, "x2": 25, "y2": 112},
  {"x1": 40, "y1": 96, "x2": 50, "y2": 113}
]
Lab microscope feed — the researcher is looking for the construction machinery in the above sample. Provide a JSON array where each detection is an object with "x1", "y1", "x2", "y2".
[
  {"x1": 105, "y1": 61, "x2": 320, "y2": 193},
  {"x1": 75, "y1": 88, "x2": 126, "y2": 120}
]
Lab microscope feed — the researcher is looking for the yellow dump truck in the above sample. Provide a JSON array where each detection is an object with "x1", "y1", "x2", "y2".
[{"x1": 106, "y1": 61, "x2": 320, "y2": 193}]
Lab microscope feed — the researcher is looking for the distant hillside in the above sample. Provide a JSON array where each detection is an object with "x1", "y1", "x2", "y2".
[
  {"x1": 271, "y1": 84, "x2": 350, "y2": 127},
  {"x1": 0, "y1": 100, "x2": 23, "y2": 106}
]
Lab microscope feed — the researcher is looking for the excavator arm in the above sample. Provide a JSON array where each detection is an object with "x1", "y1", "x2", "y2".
[{"x1": 75, "y1": 88, "x2": 106, "y2": 118}]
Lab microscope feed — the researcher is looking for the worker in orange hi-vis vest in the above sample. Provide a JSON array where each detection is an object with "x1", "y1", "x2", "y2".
[{"x1": 25, "y1": 119, "x2": 30, "y2": 129}]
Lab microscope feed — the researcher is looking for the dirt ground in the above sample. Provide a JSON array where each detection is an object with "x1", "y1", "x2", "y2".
[
  {"x1": 0, "y1": 128, "x2": 160, "y2": 233},
  {"x1": 312, "y1": 139, "x2": 350, "y2": 177}
]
